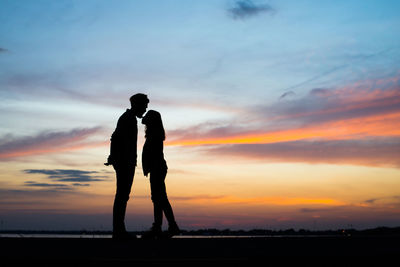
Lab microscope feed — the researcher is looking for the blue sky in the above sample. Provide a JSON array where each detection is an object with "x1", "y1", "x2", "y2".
[
  {"x1": 1, "y1": 0, "x2": 400, "y2": 230},
  {"x1": 1, "y1": 0, "x2": 399, "y2": 134}
]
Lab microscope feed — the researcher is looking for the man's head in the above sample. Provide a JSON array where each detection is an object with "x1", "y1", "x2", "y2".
[{"x1": 130, "y1": 93, "x2": 149, "y2": 118}]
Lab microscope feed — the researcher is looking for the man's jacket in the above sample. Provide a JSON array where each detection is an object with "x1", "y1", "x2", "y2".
[{"x1": 108, "y1": 109, "x2": 137, "y2": 167}]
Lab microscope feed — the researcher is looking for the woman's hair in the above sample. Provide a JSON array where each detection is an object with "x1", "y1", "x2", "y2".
[{"x1": 142, "y1": 110, "x2": 165, "y2": 141}]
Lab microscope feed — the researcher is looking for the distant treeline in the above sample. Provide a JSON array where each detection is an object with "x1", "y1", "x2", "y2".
[
  {"x1": 2, "y1": 226, "x2": 400, "y2": 236},
  {"x1": 180, "y1": 227, "x2": 400, "y2": 236}
]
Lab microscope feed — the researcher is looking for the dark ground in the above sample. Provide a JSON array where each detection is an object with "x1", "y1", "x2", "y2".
[{"x1": 1, "y1": 236, "x2": 399, "y2": 266}]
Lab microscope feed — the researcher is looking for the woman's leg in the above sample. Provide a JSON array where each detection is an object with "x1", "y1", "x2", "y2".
[
  {"x1": 151, "y1": 169, "x2": 177, "y2": 226},
  {"x1": 158, "y1": 169, "x2": 178, "y2": 227},
  {"x1": 150, "y1": 171, "x2": 164, "y2": 229},
  {"x1": 161, "y1": 191, "x2": 176, "y2": 226}
]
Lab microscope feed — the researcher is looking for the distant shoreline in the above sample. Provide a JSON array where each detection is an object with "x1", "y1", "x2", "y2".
[{"x1": 2, "y1": 226, "x2": 400, "y2": 237}]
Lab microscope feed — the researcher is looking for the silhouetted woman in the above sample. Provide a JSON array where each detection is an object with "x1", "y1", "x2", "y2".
[{"x1": 141, "y1": 110, "x2": 180, "y2": 238}]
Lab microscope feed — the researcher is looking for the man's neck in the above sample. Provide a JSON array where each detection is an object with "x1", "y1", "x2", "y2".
[{"x1": 127, "y1": 108, "x2": 137, "y2": 118}]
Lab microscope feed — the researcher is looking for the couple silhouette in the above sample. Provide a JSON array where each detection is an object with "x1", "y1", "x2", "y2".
[{"x1": 105, "y1": 93, "x2": 179, "y2": 240}]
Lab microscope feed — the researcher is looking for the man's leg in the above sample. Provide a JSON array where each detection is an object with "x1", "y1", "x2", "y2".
[
  {"x1": 113, "y1": 165, "x2": 135, "y2": 236},
  {"x1": 152, "y1": 202, "x2": 163, "y2": 229}
]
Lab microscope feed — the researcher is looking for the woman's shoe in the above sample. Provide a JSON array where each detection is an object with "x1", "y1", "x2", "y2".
[
  {"x1": 167, "y1": 223, "x2": 180, "y2": 237},
  {"x1": 141, "y1": 225, "x2": 162, "y2": 239}
]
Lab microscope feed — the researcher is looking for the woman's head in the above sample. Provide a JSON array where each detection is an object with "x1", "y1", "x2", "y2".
[{"x1": 142, "y1": 110, "x2": 165, "y2": 140}]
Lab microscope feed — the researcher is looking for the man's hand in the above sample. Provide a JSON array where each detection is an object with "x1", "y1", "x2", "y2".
[{"x1": 105, "y1": 155, "x2": 114, "y2": 166}]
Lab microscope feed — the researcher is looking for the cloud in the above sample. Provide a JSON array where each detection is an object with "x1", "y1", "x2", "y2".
[
  {"x1": 364, "y1": 198, "x2": 378, "y2": 204},
  {"x1": 0, "y1": 188, "x2": 73, "y2": 205},
  {"x1": 0, "y1": 47, "x2": 9, "y2": 53},
  {"x1": 0, "y1": 186, "x2": 89, "y2": 211},
  {"x1": 228, "y1": 0, "x2": 274, "y2": 20},
  {"x1": 0, "y1": 186, "x2": 107, "y2": 217},
  {"x1": 134, "y1": 194, "x2": 344, "y2": 206},
  {"x1": 280, "y1": 48, "x2": 393, "y2": 93},
  {"x1": 0, "y1": 69, "x2": 247, "y2": 111},
  {"x1": 263, "y1": 79, "x2": 400, "y2": 127},
  {"x1": 24, "y1": 169, "x2": 108, "y2": 182},
  {"x1": 21, "y1": 169, "x2": 110, "y2": 193},
  {"x1": 279, "y1": 91, "x2": 296, "y2": 100},
  {"x1": 0, "y1": 127, "x2": 104, "y2": 160},
  {"x1": 72, "y1": 183, "x2": 90, "y2": 187},
  {"x1": 203, "y1": 138, "x2": 400, "y2": 167},
  {"x1": 24, "y1": 181, "x2": 70, "y2": 188},
  {"x1": 363, "y1": 195, "x2": 400, "y2": 205},
  {"x1": 171, "y1": 195, "x2": 226, "y2": 201},
  {"x1": 0, "y1": 70, "x2": 129, "y2": 108},
  {"x1": 309, "y1": 88, "x2": 332, "y2": 97},
  {"x1": 166, "y1": 75, "x2": 400, "y2": 147},
  {"x1": 168, "y1": 121, "x2": 247, "y2": 144},
  {"x1": 172, "y1": 194, "x2": 344, "y2": 206},
  {"x1": 300, "y1": 208, "x2": 334, "y2": 213}
]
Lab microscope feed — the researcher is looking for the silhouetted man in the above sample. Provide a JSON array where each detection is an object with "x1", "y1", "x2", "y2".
[{"x1": 106, "y1": 93, "x2": 149, "y2": 239}]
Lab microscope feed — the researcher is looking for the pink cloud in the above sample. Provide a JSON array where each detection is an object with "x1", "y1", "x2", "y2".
[
  {"x1": 166, "y1": 75, "x2": 400, "y2": 148},
  {"x1": 204, "y1": 138, "x2": 400, "y2": 168},
  {"x1": 0, "y1": 127, "x2": 104, "y2": 160}
]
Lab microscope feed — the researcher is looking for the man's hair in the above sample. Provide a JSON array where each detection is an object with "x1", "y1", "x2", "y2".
[{"x1": 130, "y1": 93, "x2": 149, "y2": 106}]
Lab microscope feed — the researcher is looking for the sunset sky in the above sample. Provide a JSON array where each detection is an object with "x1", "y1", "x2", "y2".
[{"x1": 1, "y1": 0, "x2": 400, "y2": 231}]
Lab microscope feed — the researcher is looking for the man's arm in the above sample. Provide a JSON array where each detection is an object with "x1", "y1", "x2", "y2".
[{"x1": 105, "y1": 114, "x2": 125, "y2": 166}]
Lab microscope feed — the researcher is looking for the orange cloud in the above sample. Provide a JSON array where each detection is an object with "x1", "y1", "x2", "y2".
[
  {"x1": 166, "y1": 78, "x2": 400, "y2": 147},
  {"x1": 174, "y1": 195, "x2": 345, "y2": 206},
  {"x1": 165, "y1": 77, "x2": 400, "y2": 167},
  {"x1": 166, "y1": 112, "x2": 400, "y2": 146}
]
